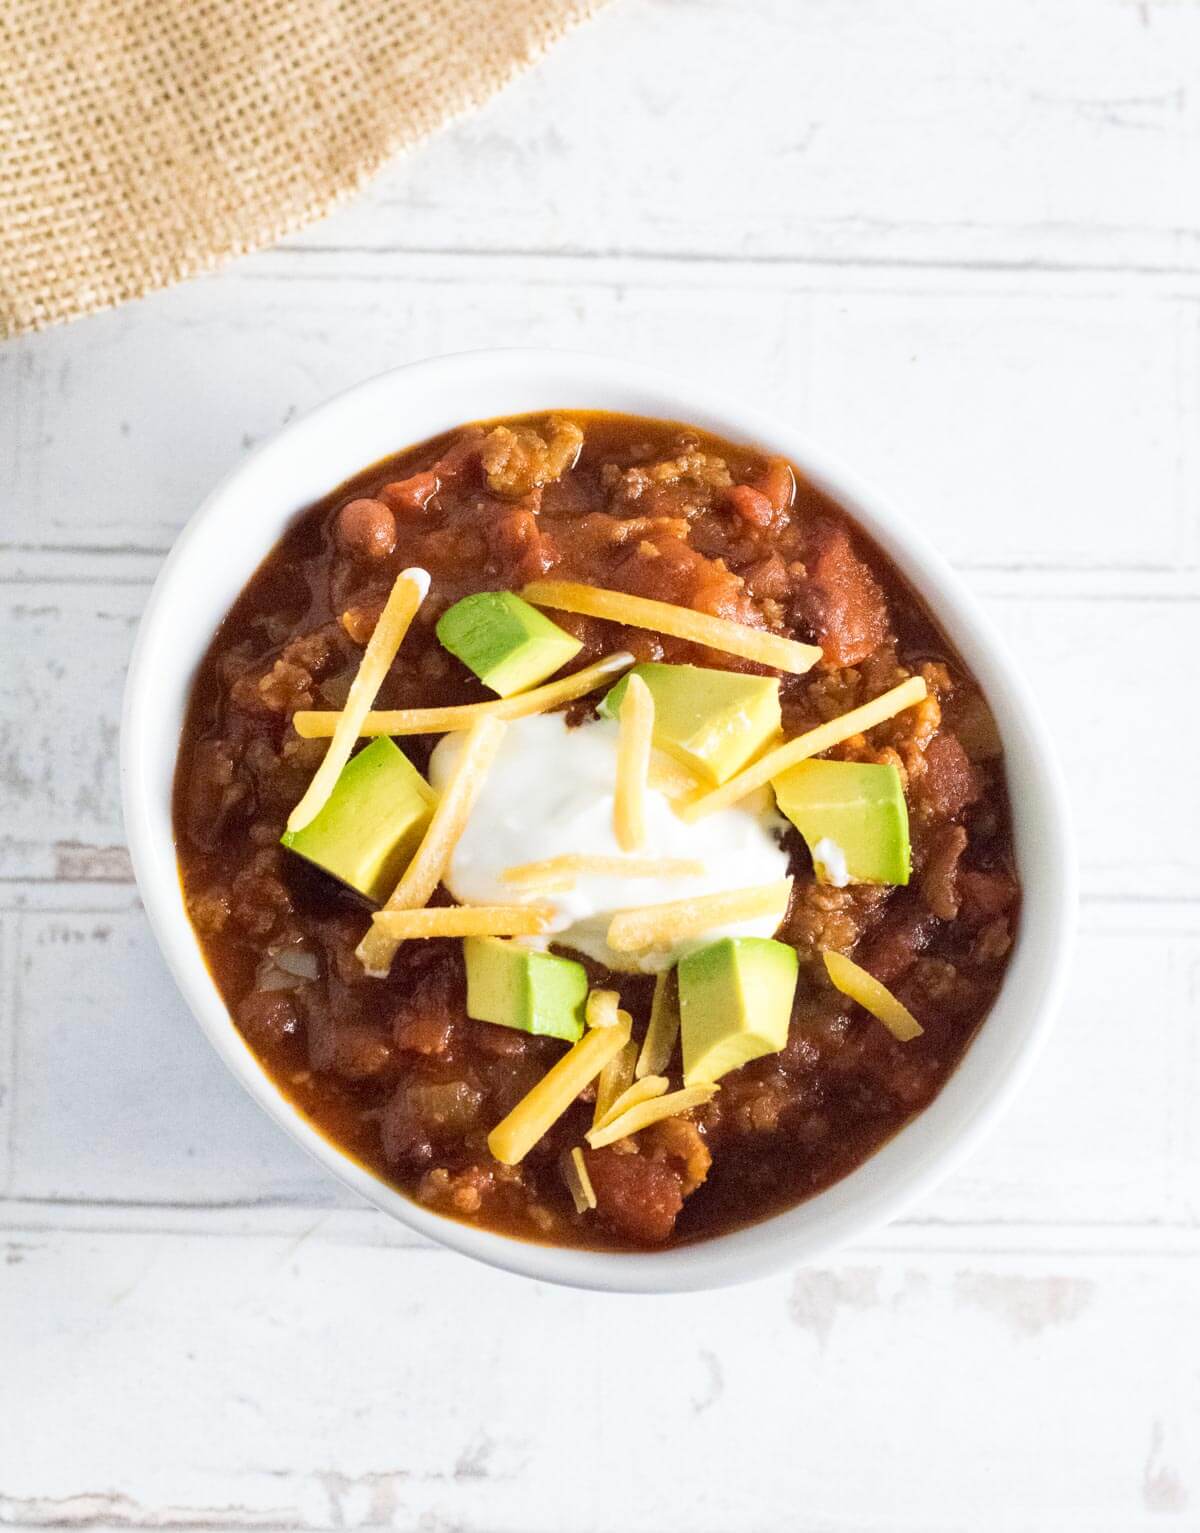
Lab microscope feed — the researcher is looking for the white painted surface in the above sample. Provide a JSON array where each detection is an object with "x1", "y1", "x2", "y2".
[{"x1": 1, "y1": 0, "x2": 1197, "y2": 1525}]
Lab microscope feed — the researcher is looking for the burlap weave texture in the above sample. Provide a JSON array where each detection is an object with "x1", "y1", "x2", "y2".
[{"x1": 0, "y1": 0, "x2": 603, "y2": 337}]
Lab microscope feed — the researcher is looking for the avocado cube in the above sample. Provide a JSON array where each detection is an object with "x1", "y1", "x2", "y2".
[
  {"x1": 464, "y1": 936, "x2": 588, "y2": 1042},
  {"x1": 773, "y1": 759, "x2": 910, "y2": 886},
  {"x1": 280, "y1": 737, "x2": 436, "y2": 903},
  {"x1": 436, "y1": 591, "x2": 582, "y2": 697},
  {"x1": 602, "y1": 662, "x2": 781, "y2": 786},
  {"x1": 679, "y1": 937, "x2": 799, "y2": 1085}
]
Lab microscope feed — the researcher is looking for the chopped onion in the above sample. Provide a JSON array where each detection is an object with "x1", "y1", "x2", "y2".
[
  {"x1": 272, "y1": 946, "x2": 320, "y2": 980},
  {"x1": 255, "y1": 965, "x2": 303, "y2": 992}
]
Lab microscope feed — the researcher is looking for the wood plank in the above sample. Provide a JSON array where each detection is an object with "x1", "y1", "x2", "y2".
[
  {"x1": 0, "y1": 263, "x2": 1189, "y2": 571},
  {"x1": 295, "y1": 0, "x2": 1200, "y2": 274},
  {"x1": 6, "y1": 903, "x2": 338, "y2": 1207},
  {"x1": 0, "y1": 1226, "x2": 1195, "y2": 1530},
  {"x1": 4, "y1": 899, "x2": 1196, "y2": 1233},
  {"x1": 0, "y1": 580, "x2": 1191, "y2": 899},
  {"x1": 0, "y1": 914, "x2": 13, "y2": 1197},
  {"x1": 808, "y1": 287, "x2": 1188, "y2": 569}
]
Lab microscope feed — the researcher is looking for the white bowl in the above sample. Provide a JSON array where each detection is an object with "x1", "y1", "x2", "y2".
[{"x1": 122, "y1": 349, "x2": 1075, "y2": 1293}]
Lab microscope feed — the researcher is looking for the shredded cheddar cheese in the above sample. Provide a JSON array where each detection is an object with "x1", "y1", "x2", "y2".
[
  {"x1": 585, "y1": 1084, "x2": 719, "y2": 1150},
  {"x1": 636, "y1": 969, "x2": 680, "y2": 1079},
  {"x1": 679, "y1": 675, "x2": 929, "y2": 821},
  {"x1": 824, "y1": 949, "x2": 924, "y2": 1041},
  {"x1": 521, "y1": 580, "x2": 822, "y2": 675},
  {"x1": 592, "y1": 1074, "x2": 669, "y2": 1132},
  {"x1": 292, "y1": 651, "x2": 634, "y2": 739},
  {"x1": 487, "y1": 1015, "x2": 633, "y2": 1166},
  {"x1": 561, "y1": 1147, "x2": 597, "y2": 1213},
  {"x1": 592, "y1": 1035, "x2": 638, "y2": 1126},
  {"x1": 501, "y1": 853, "x2": 705, "y2": 889},
  {"x1": 585, "y1": 989, "x2": 623, "y2": 1030},
  {"x1": 287, "y1": 567, "x2": 428, "y2": 832},
  {"x1": 613, "y1": 672, "x2": 654, "y2": 852},
  {"x1": 606, "y1": 878, "x2": 793, "y2": 954},
  {"x1": 356, "y1": 715, "x2": 506, "y2": 975},
  {"x1": 368, "y1": 904, "x2": 553, "y2": 941}
]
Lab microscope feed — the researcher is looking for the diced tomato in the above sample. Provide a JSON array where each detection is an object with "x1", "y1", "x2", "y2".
[
  {"x1": 584, "y1": 1147, "x2": 685, "y2": 1244},
  {"x1": 802, "y1": 523, "x2": 891, "y2": 667}
]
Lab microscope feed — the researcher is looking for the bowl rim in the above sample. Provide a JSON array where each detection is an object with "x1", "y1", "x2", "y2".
[{"x1": 121, "y1": 347, "x2": 1076, "y2": 1294}]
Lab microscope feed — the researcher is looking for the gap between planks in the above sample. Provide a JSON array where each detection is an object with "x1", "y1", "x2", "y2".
[{"x1": 5, "y1": 1197, "x2": 1200, "y2": 1261}]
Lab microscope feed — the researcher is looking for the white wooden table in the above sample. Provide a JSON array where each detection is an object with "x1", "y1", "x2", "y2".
[{"x1": 2, "y1": 2, "x2": 1198, "y2": 1526}]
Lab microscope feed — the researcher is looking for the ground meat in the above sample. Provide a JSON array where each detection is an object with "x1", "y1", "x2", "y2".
[
  {"x1": 856, "y1": 901, "x2": 938, "y2": 986},
  {"x1": 972, "y1": 917, "x2": 1013, "y2": 963},
  {"x1": 230, "y1": 629, "x2": 338, "y2": 719},
  {"x1": 958, "y1": 868, "x2": 1019, "y2": 927},
  {"x1": 481, "y1": 417, "x2": 583, "y2": 498},
  {"x1": 584, "y1": 1145, "x2": 686, "y2": 1244},
  {"x1": 187, "y1": 887, "x2": 232, "y2": 936},
  {"x1": 390, "y1": 965, "x2": 464, "y2": 1056},
  {"x1": 183, "y1": 738, "x2": 247, "y2": 849},
  {"x1": 916, "y1": 732, "x2": 980, "y2": 821},
  {"x1": 418, "y1": 1163, "x2": 497, "y2": 1217},
  {"x1": 309, "y1": 1015, "x2": 395, "y2": 1081},
  {"x1": 340, "y1": 603, "x2": 382, "y2": 646},
  {"x1": 229, "y1": 855, "x2": 293, "y2": 939},
  {"x1": 783, "y1": 883, "x2": 888, "y2": 958},
  {"x1": 643, "y1": 1117, "x2": 711, "y2": 1195},
  {"x1": 920, "y1": 823, "x2": 969, "y2": 920}
]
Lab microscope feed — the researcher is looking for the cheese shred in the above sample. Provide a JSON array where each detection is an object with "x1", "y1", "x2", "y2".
[
  {"x1": 593, "y1": 1035, "x2": 638, "y2": 1126},
  {"x1": 292, "y1": 651, "x2": 635, "y2": 739},
  {"x1": 355, "y1": 715, "x2": 506, "y2": 975},
  {"x1": 585, "y1": 989, "x2": 623, "y2": 1029},
  {"x1": 585, "y1": 1084, "x2": 719, "y2": 1150},
  {"x1": 592, "y1": 1074, "x2": 669, "y2": 1132},
  {"x1": 636, "y1": 970, "x2": 680, "y2": 1078},
  {"x1": 286, "y1": 567, "x2": 428, "y2": 832},
  {"x1": 679, "y1": 675, "x2": 929, "y2": 821},
  {"x1": 824, "y1": 950, "x2": 924, "y2": 1042},
  {"x1": 501, "y1": 853, "x2": 705, "y2": 888},
  {"x1": 368, "y1": 904, "x2": 553, "y2": 941},
  {"x1": 614, "y1": 673, "x2": 654, "y2": 852},
  {"x1": 521, "y1": 579, "x2": 822, "y2": 675},
  {"x1": 606, "y1": 878, "x2": 793, "y2": 954},
  {"x1": 488, "y1": 1016, "x2": 633, "y2": 1166},
  {"x1": 561, "y1": 1147, "x2": 597, "y2": 1213}
]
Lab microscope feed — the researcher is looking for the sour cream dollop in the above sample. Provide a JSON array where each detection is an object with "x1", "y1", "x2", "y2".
[{"x1": 429, "y1": 712, "x2": 790, "y2": 973}]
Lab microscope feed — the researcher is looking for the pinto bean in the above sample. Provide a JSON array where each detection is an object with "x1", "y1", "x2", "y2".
[{"x1": 336, "y1": 498, "x2": 397, "y2": 559}]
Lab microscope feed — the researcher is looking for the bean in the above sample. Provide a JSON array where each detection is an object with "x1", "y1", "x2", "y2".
[{"x1": 336, "y1": 498, "x2": 396, "y2": 559}]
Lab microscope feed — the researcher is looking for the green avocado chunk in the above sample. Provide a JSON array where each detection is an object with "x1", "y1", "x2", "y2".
[
  {"x1": 436, "y1": 591, "x2": 583, "y2": 697},
  {"x1": 280, "y1": 737, "x2": 436, "y2": 903},
  {"x1": 773, "y1": 759, "x2": 910, "y2": 886},
  {"x1": 601, "y1": 662, "x2": 781, "y2": 786},
  {"x1": 463, "y1": 936, "x2": 588, "y2": 1043},
  {"x1": 678, "y1": 937, "x2": 799, "y2": 1086}
]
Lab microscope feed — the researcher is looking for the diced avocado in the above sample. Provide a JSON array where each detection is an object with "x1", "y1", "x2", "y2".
[
  {"x1": 436, "y1": 591, "x2": 582, "y2": 697},
  {"x1": 678, "y1": 937, "x2": 798, "y2": 1085},
  {"x1": 280, "y1": 737, "x2": 436, "y2": 903},
  {"x1": 773, "y1": 759, "x2": 910, "y2": 886},
  {"x1": 464, "y1": 936, "x2": 588, "y2": 1043},
  {"x1": 601, "y1": 662, "x2": 781, "y2": 786}
]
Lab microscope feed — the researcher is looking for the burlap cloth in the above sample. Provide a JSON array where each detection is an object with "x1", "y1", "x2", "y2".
[{"x1": 0, "y1": 0, "x2": 605, "y2": 338}]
